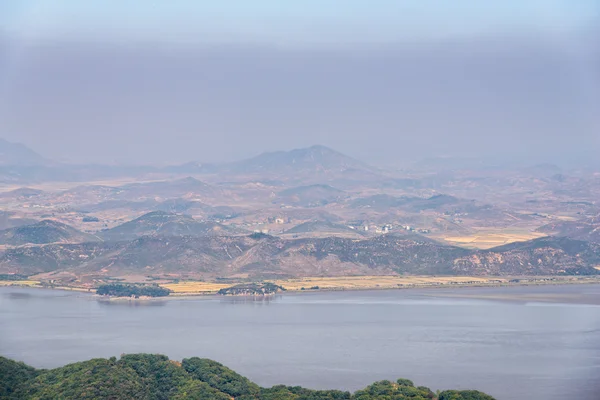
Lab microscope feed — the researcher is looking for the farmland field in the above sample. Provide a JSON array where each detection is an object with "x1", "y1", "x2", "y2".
[
  {"x1": 161, "y1": 281, "x2": 231, "y2": 294},
  {"x1": 437, "y1": 229, "x2": 546, "y2": 249},
  {"x1": 272, "y1": 275, "x2": 500, "y2": 290}
]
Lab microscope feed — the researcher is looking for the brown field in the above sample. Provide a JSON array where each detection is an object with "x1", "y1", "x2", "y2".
[
  {"x1": 273, "y1": 275, "x2": 503, "y2": 291},
  {"x1": 161, "y1": 281, "x2": 231, "y2": 294},
  {"x1": 437, "y1": 230, "x2": 546, "y2": 249}
]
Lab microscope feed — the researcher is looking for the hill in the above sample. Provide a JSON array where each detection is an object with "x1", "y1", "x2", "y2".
[
  {"x1": 284, "y1": 220, "x2": 363, "y2": 237},
  {"x1": 0, "y1": 220, "x2": 100, "y2": 246},
  {"x1": 227, "y1": 145, "x2": 376, "y2": 175},
  {"x1": 0, "y1": 138, "x2": 47, "y2": 166},
  {"x1": 2, "y1": 233, "x2": 597, "y2": 278},
  {"x1": 0, "y1": 354, "x2": 495, "y2": 400},
  {"x1": 99, "y1": 211, "x2": 246, "y2": 242},
  {"x1": 0, "y1": 187, "x2": 44, "y2": 199},
  {"x1": 276, "y1": 184, "x2": 346, "y2": 207},
  {"x1": 453, "y1": 236, "x2": 600, "y2": 275},
  {"x1": 537, "y1": 217, "x2": 600, "y2": 243}
]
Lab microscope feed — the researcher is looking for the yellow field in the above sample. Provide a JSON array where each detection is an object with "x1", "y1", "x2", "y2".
[
  {"x1": 438, "y1": 231, "x2": 545, "y2": 249},
  {"x1": 0, "y1": 280, "x2": 40, "y2": 287},
  {"x1": 161, "y1": 281, "x2": 231, "y2": 294},
  {"x1": 160, "y1": 276, "x2": 504, "y2": 294},
  {"x1": 273, "y1": 275, "x2": 503, "y2": 291}
]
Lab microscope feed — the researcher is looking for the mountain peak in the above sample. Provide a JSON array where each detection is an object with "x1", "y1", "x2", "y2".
[
  {"x1": 229, "y1": 145, "x2": 373, "y2": 175},
  {"x1": 0, "y1": 138, "x2": 48, "y2": 166}
]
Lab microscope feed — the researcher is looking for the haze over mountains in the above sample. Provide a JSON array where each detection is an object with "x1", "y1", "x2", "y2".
[
  {"x1": 0, "y1": 141, "x2": 381, "y2": 184},
  {"x1": 1, "y1": 138, "x2": 599, "y2": 286},
  {"x1": 0, "y1": 139, "x2": 48, "y2": 166}
]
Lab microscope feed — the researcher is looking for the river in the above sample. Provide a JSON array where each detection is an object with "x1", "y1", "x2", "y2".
[{"x1": 1, "y1": 284, "x2": 599, "y2": 399}]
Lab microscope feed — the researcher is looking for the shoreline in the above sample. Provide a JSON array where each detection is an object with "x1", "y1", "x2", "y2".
[{"x1": 3, "y1": 276, "x2": 600, "y2": 300}]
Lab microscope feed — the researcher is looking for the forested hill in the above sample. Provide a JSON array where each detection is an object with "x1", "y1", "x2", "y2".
[{"x1": 0, "y1": 354, "x2": 495, "y2": 400}]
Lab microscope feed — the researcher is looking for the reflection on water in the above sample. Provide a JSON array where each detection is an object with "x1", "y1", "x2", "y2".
[
  {"x1": 219, "y1": 295, "x2": 282, "y2": 305},
  {"x1": 4, "y1": 292, "x2": 33, "y2": 300},
  {"x1": 96, "y1": 299, "x2": 169, "y2": 307},
  {"x1": 1, "y1": 285, "x2": 599, "y2": 400}
]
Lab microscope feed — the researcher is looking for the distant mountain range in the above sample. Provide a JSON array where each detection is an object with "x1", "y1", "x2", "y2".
[
  {"x1": 0, "y1": 138, "x2": 47, "y2": 166},
  {"x1": 0, "y1": 140, "x2": 380, "y2": 183},
  {"x1": 224, "y1": 145, "x2": 375, "y2": 174},
  {"x1": 1, "y1": 227, "x2": 598, "y2": 278}
]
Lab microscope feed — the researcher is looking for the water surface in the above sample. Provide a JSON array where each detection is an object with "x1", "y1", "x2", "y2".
[{"x1": 1, "y1": 284, "x2": 599, "y2": 400}]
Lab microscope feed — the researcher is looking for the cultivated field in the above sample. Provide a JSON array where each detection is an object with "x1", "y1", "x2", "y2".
[
  {"x1": 272, "y1": 275, "x2": 502, "y2": 291},
  {"x1": 161, "y1": 281, "x2": 231, "y2": 294},
  {"x1": 437, "y1": 229, "x2": 546, "y2": 249},
  {"x1": 159, "y1": 276, "x2": 505, "y2": 294}
]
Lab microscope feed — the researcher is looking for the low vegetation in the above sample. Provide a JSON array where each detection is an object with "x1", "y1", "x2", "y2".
[
  {"x1": 96, "y1": 284, "x2": 170, "y2": 298},
  {"x1": 0, "y1": 274, "x2": 29, "y2": 281},
  {"x1": 0, "y1": 354, "x2": 495, "y2": 399}
]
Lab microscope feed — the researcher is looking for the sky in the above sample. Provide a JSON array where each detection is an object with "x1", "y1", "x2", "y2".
[{"x1": 0, "y1": 1, "x2": 599, "y2": 165}]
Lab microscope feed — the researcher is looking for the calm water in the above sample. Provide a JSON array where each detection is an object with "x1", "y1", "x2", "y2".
[{"x1": 1, "y1": 285, "x2": 600, "y2": 400}]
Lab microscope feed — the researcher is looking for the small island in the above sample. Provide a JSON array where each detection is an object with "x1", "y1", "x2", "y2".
[
  {"x1": 217, "y1": 282, "x2": 286, "y2": 296},
  {"x1": 96, "y1": 284, "x2": 170, "y2": 298}
]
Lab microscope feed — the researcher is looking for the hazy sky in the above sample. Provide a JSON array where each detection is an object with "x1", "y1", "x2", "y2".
[{"x1": 0, "y1": 1, "x2": 599, "y2": 165}]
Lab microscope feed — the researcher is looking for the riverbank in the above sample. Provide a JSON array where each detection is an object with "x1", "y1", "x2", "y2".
[
  {"x1": 164, "y1": 275, "x2": 600, "y2": 296},
  {"x1": 2, "y1": 275, "x2": 600, "y2": 298}
]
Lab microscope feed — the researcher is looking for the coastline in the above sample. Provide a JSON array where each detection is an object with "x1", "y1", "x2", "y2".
[{"x1": 2, "y1": 275, "x2": 600, "y2": 300}]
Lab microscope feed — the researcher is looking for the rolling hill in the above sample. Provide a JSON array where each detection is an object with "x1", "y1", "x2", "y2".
[
  {"x1": 99, "y1": 211, "x2": 246, "y2": 241},
  {"x1": 537, "y1": 216, "x2": 600, "y2": 243},
  {"x1": 2, "y1": 232, "x2": 598, "y2": 278},
  {"x1": 283, "y1": 220, "x2": 363, "y2": 237},
  {"x1": 0, "y1": 354, "x2": 493, "y2": 400},
  {"x1": 0, "y1": 187, "x2": 44, "y2": 199},
  {"x1": 0, "y1": 220, "x2": 100, "y2": 246}
]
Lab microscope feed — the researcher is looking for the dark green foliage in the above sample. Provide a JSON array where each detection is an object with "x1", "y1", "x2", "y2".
[
  {"x1": 259, "y1": 385, "x2": 352, "y2": 399},
  {"x1": 96, "y1": 283, "x2": 170, "y2": 297},
  {"x1": 1, "y1": 354, "x2": 494, "y2": 400},
  {"x1": 116, "y1": 354, "x2": 190, "y2": 400},
  {"x1": 13, "y1": 358, "x2": 149, "y2": 400},
  {"x1": 170, "y1": 380, "x2": 231, "y2": 399},
  {"x1": 250, "y1": 232, "x2": 273, "y2": 240},
  {"x1": 0, "y1": 357, "x2": 39, "y2": 397},
  {"x1": 353, "y1": 379, "x2": 435, "y2": 400},
  {"x1": 182, "y1": 357, "x2": 261, "y2": 397},
  {"x1": 218, "y1": 282, "x2": 286, "y2": 295},
  {"x1": 438, "y1": 390, "x2": 496, "y2": 400},
  {"x1": 0, "y1": 273, "x2": 29, "y2": 280}
]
